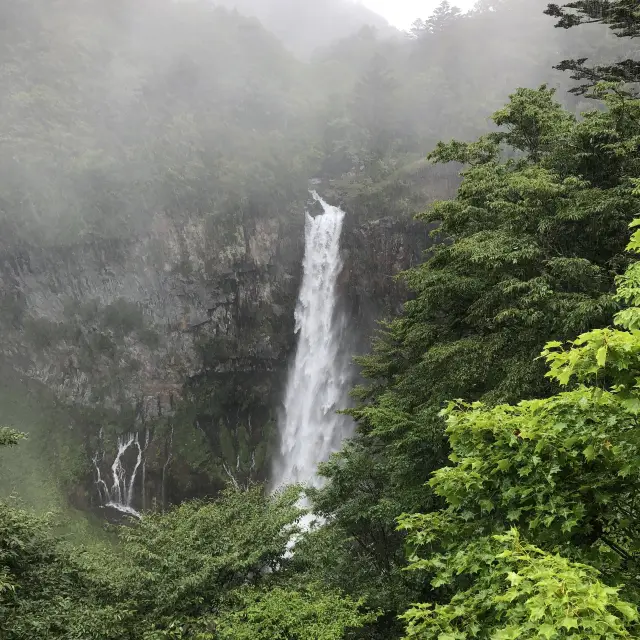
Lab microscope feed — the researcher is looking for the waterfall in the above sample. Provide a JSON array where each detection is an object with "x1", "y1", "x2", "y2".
[
  {"x1": 93, "y1": 431, "x2": 146, "y2": 518},
  {"x1": 272, "y1": 192, "x2": 352, "y2": 490}
]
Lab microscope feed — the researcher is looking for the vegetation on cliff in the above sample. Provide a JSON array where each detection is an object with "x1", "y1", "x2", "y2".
[{"x1": 0, "y1": 0, "x2": 614, "y2": 246}]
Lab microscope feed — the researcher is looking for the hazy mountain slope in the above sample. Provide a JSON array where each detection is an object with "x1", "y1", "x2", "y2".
[
  {"x1": 213, "y1": 0, "x2": 396, "y2": 56},
  {"x1": 0, "y1": 0, "x2": 319, "y2": 246}
]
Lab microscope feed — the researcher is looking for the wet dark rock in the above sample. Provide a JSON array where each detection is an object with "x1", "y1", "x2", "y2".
[{"x1": 0, "y1": 196, "x2": 438, "y2": 512}]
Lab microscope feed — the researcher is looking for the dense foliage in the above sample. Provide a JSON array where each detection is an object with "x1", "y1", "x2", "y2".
[
  {"x1": 0, "y1": 0, "x2": 616, "y2": 247},
  {"x1": 301, "y1": 83, "x2": 640, "y2": 637},
  {"x1": 0, "y1": 479, "x2": 374, "y2": 639},
  {"x1": 3, "y1": 0, "x2": 602, "y2": 501},
  {"x1": 300, "y1": 0, "x2": 640, "y2": 635},
  {"x1": 397, "y1": 216, "x2": 640, "y2": 638}
]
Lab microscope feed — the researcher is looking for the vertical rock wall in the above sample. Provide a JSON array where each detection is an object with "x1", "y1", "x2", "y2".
[{"x1": 0, "y1": 195, "x2": 438, "y2": 510}]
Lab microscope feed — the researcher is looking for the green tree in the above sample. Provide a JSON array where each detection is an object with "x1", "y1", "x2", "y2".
[
  {"x1": 546, "y1": 0, "x2": 640, "y2": 93},
  {"x1": 75, "y1": 485, "x2": 373, "y2": 639},
  {"x1": 215, "y1": 585, "x2": 376, "y2": 640},
  {"x1": 351, "y1": 52, "x2": 398, "y2": 160},
  {"x1": 397, "y1": 216, "x2": 640, "y2": 638},
  {"x1": 401, "y1": 530, "x2": 638, "y2": 639},
  {"x1": 1, "y1": 478, "x2": 372, "y2": 639},
  {"x1": 0, "y1": 426, "x2": 125, "y2": 639},
  {"x1": 410, "y1": 1, "x2": 462, "y2": 38},
  {"x1": 309, "y1": 84, "x2": 640, "y2": 636}
]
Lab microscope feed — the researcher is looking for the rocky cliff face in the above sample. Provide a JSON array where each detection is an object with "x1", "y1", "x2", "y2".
[
  {"x1": 0, "y1": 198, "x2": 433, "y2": 512},
  {"x1": 1, "y1": 211, "x2": 303, "y2": 417}
]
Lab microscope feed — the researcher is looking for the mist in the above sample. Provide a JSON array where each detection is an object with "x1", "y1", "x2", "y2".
[
  {"x1": 3, "y1": 0, "x2": 640, "y2": 637},
  {"x1": 0, "y1": 0, "x2": 623, "y2": 514},
  {"x1": 0, "y1": 0, "x2": 618, "y2": 245}
]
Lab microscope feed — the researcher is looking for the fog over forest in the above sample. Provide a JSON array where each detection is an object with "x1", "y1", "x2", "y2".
[
  {"x1": 0, "y1": 0, "x2": 620, "y2": 245},
  {"x1": 2, "y1": 0, "x2": 640, "y2": 638}
]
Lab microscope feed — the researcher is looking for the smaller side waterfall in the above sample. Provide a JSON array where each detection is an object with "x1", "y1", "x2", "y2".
[
  {"x1": 272, "y1": 192, "x2": 353, "y2": 490},
  {"x1": 93, "y1": 430, "x2": 147, "y2": 518}
]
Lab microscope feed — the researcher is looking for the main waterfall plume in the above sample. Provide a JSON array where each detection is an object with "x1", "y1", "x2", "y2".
[{"x1": 272, "y1": 192, "x2": 352, "y2": 489}]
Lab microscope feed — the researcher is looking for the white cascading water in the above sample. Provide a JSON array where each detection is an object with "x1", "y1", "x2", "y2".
[
  {"x1": 93, "y1": 431, "x2": 145, "y2": 518},
  {"x1": 272, "y1": 191, "x2": 352, "y2": 490}
]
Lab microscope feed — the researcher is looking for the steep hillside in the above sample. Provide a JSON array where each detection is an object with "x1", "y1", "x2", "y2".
[{"x1": 213, "y1": 0, "x2": 396, "y2": 56}]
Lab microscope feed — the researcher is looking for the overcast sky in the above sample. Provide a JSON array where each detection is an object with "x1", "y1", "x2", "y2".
[{"x1": 359, "y1": 0, "x2": 476, "y2": 29}]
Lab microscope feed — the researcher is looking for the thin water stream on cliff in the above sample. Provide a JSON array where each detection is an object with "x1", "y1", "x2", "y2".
[
  {"x1": 272, "y1": 192, "x2": 352, "y2": 490},
  {"x1": 93, "y1": 431, "x2": 146, "y2": 518}
]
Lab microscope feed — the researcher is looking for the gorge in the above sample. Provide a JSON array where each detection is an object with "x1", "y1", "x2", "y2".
[
  {"x1": 0, "y1": 0, "x2": 576, "y2": 511},
  {"x1": 75, "y1": 190, "x2": 392, "y2": 514},
  {"x1": 0, "y1": 0, "x2": 584, "y2": 519},
  {"x1": 0, "y1": 186, "x2": 431, "y2": 514}
]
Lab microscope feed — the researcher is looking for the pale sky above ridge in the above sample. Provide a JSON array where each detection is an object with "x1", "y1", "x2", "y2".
[{"x1": 358, "y1": 0, "x2": 476, "y2": 29}]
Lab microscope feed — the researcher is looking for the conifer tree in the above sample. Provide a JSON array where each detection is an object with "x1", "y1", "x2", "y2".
[{"x1": 307, "y1": 85, "x2": 640, "y2": 635}]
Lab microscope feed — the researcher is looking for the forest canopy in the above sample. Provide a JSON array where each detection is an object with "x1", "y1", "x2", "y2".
[{"x1": 0, "y1": 0, "x2": 617, "y2": 245}]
